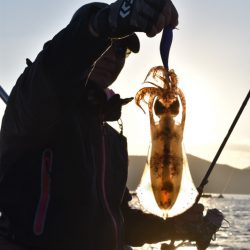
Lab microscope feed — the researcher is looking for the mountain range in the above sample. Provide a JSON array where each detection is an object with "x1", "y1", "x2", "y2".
[{"x1": 127, "y1": 154, "x2": 250, "y2": 194}]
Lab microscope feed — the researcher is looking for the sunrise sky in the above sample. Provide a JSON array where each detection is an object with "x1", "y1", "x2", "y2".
[{"x1": 1, "y1": 0, "x2": 249, "y2": 169}]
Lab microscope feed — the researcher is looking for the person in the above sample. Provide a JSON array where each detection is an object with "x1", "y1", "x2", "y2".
[{"x1": 0, "y1": 0, "x2": 205, "y2": 249}]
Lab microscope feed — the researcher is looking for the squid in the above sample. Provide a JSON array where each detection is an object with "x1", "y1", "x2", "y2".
[{"x1": 135, "y1": 66, "x2": 186, "y2": 210}]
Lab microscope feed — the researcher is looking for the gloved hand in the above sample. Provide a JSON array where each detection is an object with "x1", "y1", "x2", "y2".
[
  {"x1": 170, "y1": 204, "x2": 224, "y2": 249},
  {"x1": 91, "y1": 0, "x2": 178, "y2": 38},
  {"x1": 103, "y1": 94, "x2": 133, "y2": 121},
  {"x1": 85, "y1": 85, "x2": 133, "y2": 121}
]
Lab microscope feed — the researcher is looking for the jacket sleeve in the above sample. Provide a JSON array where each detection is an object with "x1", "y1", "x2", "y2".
[
  {"x1": 3, "y1": 3, "x2": 111, "y2": 138},
  {"x1": 121, "y1": 189, "x2": 175, "y2": 247}
]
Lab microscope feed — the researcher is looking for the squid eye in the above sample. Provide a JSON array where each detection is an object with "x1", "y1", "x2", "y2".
[
  {"x1": 154, "y1": 99, "x2": 166, "y2": 116},
  {"x1": 169, "y1": 99, "x2": 180, "y2": 115}
]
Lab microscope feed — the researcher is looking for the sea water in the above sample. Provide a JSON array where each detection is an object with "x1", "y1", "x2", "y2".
[{"x1": 130, "y1": 194, "x2": 250, "y2": 250}]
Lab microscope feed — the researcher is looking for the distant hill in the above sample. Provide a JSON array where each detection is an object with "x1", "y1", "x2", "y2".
[{"x1": 127, "y1": 154, "x2": 250, "y2": 194}]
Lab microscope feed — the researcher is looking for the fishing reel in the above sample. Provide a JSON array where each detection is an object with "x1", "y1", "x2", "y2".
[
  {"x1": 160, "y1": 208, "x2": 224, "y2": 250},
  {"x1": 196, "y1": 208, "x2": 224, "y2": 250}
]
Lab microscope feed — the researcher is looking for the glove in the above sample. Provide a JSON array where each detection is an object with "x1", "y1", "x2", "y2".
[
  {"x1": 91, "y1": 0, "x2": 178, "y2": 38},
  {"x1": 196, "y1": 209, "x2": 224, "y2": 250},
  {"x1": 103, "y1": 94, "x2": 133, "y2": 121},
  {"x1": 85, "y1": 85, "x2": 133, "y2": 121},
  {"x1": 171, "y1": 205, "x2": 224, "y2": 249}
]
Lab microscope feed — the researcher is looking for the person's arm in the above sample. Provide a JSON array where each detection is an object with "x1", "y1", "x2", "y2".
[
  {"x1": 122, "y1": 189, "x2": 204, "y2": 247},
  {"x1": 41, "y1": 3, "x2": 111, "y2": 94}
]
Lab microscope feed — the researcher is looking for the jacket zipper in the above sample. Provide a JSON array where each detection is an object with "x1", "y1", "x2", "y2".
[
  {"x1": 33, "y1": 149, "x2": 53, "y2": 235},
  {"x1": 101, "y1": 123, "x2": 119, "y2": 250}
]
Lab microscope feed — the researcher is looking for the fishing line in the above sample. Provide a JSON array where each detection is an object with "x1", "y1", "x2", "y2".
[{"x1": 196, "y1": 89, "x2": 250, "y2": 202}]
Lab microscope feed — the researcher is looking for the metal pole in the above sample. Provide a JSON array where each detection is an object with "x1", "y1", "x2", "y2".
[
  {"x1": 196, "y1": 89, "x2": 250, "y2": 202},
  {"x1": 0, "y1": 85, "x2": 8, "y2": 104}
]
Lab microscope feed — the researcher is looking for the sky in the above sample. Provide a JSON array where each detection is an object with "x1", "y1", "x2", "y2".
[{"x1": 0, "y1": 0, "x2": 249, "y2": 169}]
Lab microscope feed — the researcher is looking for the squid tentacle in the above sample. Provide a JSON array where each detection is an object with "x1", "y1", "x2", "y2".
[{"x1": 135, "y1": 87, "x2": 161, "y2": 113}]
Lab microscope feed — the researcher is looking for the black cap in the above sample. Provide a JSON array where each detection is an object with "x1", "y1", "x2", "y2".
[{"x1": 113, "y1": 33, "x2": 140, "y2": 53}]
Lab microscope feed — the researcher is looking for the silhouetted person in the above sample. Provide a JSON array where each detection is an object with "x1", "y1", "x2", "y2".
[{"x1": 0, "y1": 1, "x2": 204, "y2": 249}]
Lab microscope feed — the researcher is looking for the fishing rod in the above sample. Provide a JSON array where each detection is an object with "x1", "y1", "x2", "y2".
[
  {"x1": 196, "y1": 89, "x2": 250, "y2": 202},
  {"x1": 0, "y1": 85, "x2": 8, "y2": 104}
]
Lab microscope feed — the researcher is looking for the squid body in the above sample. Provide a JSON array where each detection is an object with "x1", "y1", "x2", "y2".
[{"x1": 135, "y1": 66, "x2": 197, "y2": 218}]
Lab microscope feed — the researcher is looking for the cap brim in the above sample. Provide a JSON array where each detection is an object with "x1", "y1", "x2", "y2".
[{"x1": 114, "y1": 33, "x2": 140, "y2": 53}]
